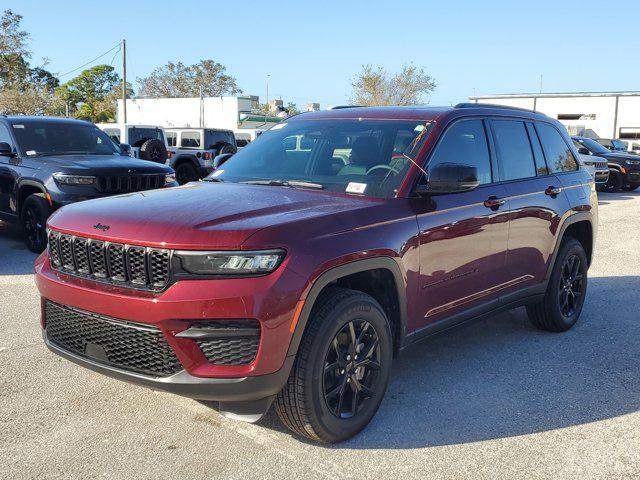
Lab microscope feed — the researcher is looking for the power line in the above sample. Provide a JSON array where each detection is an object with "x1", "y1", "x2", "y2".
[{"x1": 56, "y1": 43, "x2": 121, "y2": 78}]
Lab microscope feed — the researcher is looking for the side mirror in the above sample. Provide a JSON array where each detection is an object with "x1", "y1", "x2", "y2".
[
  {"x1": 416, "y1": 163, "x2": 480, "y2": 195},
  {"x1": 213, "y1": 153, "x2": 233, "y2": 169},
  {"x1": 120, "y1": 143, "x2": 132, "y2": 156},
  {"x1": 0, "y1": 142, "x2": 15, "y2": 157},
  {"x1": 578, "y1": 147, "x2": 590, "y2": 155}
]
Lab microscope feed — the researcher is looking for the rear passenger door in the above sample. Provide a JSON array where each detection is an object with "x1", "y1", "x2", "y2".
[
  {"x1": 0, "y1": 123, "x2": 19, "y2": 214},
  {"x1": 488, "y1": 118, "x2": 566, "y2": 294}
]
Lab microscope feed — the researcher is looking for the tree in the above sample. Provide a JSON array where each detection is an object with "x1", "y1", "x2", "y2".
[
  {"x1": 349, "y1": 64, "x2": 436, "y2": 106},
  {"x1": 57, "y1": 65, "x2": 128, "y2": 122},
  {"x1": 137, "y1": 60, "x2": 242, "y2": 98},
  {"x1": 0, "y1": 9, "x2": 60, "y2": 114}
]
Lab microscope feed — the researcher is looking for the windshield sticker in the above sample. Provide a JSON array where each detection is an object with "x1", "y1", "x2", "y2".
[
  {"x1": 414, "y1": 124, "x2": 425, "y2": 132},
  {"x1": 12, "y1": 124, "x2": 25, "y2": 129},
  {"x1": 346, "y1": 182, "x2": 367, "y2": 194},
  {"x1": 271, "y1": 123, "x2": 287, "y2": 130},
  {"x1": 212, "y1": 169, "x2": 224, "y2": 177},
  {"x1": 26, "y1": 150, "x2": 37, "y2": 156}
]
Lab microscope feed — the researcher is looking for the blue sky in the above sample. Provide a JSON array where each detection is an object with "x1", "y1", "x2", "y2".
[{"x1": 9, "y1": 0, "x2": 640, "y2": 107}]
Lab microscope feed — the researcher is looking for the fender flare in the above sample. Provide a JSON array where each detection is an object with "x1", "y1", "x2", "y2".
[
  {"x1": 15, "y1": 179, "x2": 48, "y2": 213},
  {"x1": 285, "y1": 257, "x2": 409, "y2": 358},
  {"x1": 545, "y1": 211, "x2": 593, "y2": 280},
  {"x1": 170, "y1": 154, "x2": 200, "y2": 169}
]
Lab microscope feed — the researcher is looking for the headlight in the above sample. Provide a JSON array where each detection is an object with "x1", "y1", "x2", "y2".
[
  {"x1": 53, "y1": 173, "x2": 96, "y2": 185},
  {"x1": 165, "y1": 173, "x2": 177, "y2": 185},
  {"x1": 176, "y1": 250, "x2": 285, "y2": 276},
  {"x1": 626, "y1": 159, "x2": 640, "y2": 166},
  {"x1": 582, "y1": 161, "x2": 594, "y2": 166}
]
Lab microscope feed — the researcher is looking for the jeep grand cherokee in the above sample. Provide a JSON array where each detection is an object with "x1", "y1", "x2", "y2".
[{"x1": 35, "y1": 104, "x2": 596, "y2": 442}]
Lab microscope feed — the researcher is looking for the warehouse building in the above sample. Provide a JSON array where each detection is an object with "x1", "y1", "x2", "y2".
[{"x1": 469, "y1": 91, "x2": 640, "y2": 148}]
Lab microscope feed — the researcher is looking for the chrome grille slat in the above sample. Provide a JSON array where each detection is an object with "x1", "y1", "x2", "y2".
[{"x1": 48, "y1": 231, "x2": 170, "y2": 291}]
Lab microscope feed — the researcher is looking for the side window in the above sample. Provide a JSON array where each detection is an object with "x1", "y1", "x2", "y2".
[
  {"x1": 166, "y1": 132, "x2": 177, "y2": 147},
  {"x1": 181, "y1": 131, "x2": 201, "y2": 148},
  {"x1": 526, "y1": 123, "x2": 549, "y2": 175},
  {"x1": 491, "y1": 120, "x2": 536, "y2": 181},
  {"x1": 536, "y1": 123, "x2": 578, "y2": 173},
  {"x1": 104, "y1": 128, "x2": 121, "y2": 144},
  {"x1": 427, "y1": 119, "x2": 492, "y2": 185},
  {"x1": 0, "y1": 124, "x2": 14, "y2": 148}
]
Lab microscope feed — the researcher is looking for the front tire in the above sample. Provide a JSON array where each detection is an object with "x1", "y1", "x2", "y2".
[
  {"x1": 175, "y1": 162, "x2": 198, "y2": 185},
  {"x1": 623, "y1": 183, "x2": 639, "y2": 192},
  {"x1": 526, "y1": 238, "x2": 588, "y2": 332},
  {"x1": 603, "y1": 170, "x2": 623, "y2": 192},
  {"x1": 275, "y1": 288, "x2": 392, "y2": 443},
  {"x1": 21, "y1": 193, "x2": 50, "y2": 253}
]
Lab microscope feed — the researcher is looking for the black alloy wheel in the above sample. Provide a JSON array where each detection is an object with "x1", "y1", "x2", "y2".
[
  {"x1": 558, "y1": 254, "x2": 584, "y2": 318},
  {"x1": 323, "y1": 319, "x2": 381, "y2": 419}
]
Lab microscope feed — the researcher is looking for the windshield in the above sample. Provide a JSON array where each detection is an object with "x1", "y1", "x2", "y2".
[
  {"x1": 11, "y1": 121, "x2": 121, "y2": 156},
  {"x1": 207, "y1": 119, "x2": 432, "y2": 198},
  {"x1": 611, "y1": 139, "x2": 627, "y2": 150},
  {"x1": 574, "y1": 137, "x2": 609, "y2": 155}
]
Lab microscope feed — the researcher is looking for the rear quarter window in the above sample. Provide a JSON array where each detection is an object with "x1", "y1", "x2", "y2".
[{"x1": 535, "y1": 123, "x2": 578, "y2": 173}]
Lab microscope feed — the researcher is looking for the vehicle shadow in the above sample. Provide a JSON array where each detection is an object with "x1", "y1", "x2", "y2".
[
  {"x1": 597, "y1": 189, "x2": 640, "y2": 205},
  {"x1": 257, "y1": 275, "x2": 640, "y2": 448},
  {"x1": 0, "y1": 220, "x2": 38, "y2": 275}
]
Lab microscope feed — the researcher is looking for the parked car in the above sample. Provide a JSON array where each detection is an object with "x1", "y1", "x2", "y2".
[
  {"x1": 572, "y1": 140, "x2": 609, "y2": 186},
  {"x1": 0, "y1": 116, "x2": 177, "y2": 252},
  {"x1": 621, "y1": 139, "x2": 640, "y2": 154},
  {"x1": 96, "y1": 123, "x2": 168, "y2": 164},
  {"x1": 165, "y1": 128, "x2": 237, "y2": 184},
  {"x1": 37, "y1": 104, "x2": 596, "y2": 443},
  {"x1": 573, "y1": 135, "x2": 640, "y2": 192},
  {"x1": 595, "y1": 138, "x2": 628, "y2": 152}
]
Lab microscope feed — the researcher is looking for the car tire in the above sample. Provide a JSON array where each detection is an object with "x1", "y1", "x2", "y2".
[
  {"x1": 139, "y1": 139, "x2": 168, "y2": 163},
  {"x1": 623, "y1": 184, "x2": 639, "y2": 191},
  {"x1": 275, "y1": 288, "x2": 392, "y2": 443},
  {"x1": 218, "y1": 142, "x2": 237, "y2": 155},
  {"x1": 21, "y1": 193, "x2": 51, "y2": 253},
  {"x1": 603, "y1": 170, "x2": 623, "y2": 192},
  {"x1": 526, "y1": 238, "x2": 588, "y2": 332},
  {"x1": 175, "y1": 162, "x2": 198, "y2": 185}
]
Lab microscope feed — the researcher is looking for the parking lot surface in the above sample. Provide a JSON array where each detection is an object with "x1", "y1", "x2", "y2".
[{"x1": 1, "y1": 191, "x2": 639, "y2": 480}]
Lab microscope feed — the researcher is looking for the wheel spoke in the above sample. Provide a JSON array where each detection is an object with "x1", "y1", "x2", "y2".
[
  {"x1": 348, "y1": 321, "x2": 357, "y2": 347},
  {"x1": 363, "y1": 338, "x2": 379, "y2": 360},
  {"x1": 336, "y1": 382, "x2": 348, "y2": 416},
  {"x1": 356, "y1": 358, "x2": 380, "y2": 371},
  {"x1": 324, "y1": 361, "x2": 343, "y2": 374}
]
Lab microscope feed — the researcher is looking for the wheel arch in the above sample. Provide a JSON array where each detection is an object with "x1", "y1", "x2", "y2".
[
  {"x1": 546, "y1": 212, "x2": 594, "y2": 280},
  {"x1": 286, "y1": 257, "x2": 408, "y2": 359},
  {"x1": 170, "y1": 154, "x2": 200, "y2": 169},
  {"x1": 17, "y1": 180, "x2": 48, "y2": 215}
]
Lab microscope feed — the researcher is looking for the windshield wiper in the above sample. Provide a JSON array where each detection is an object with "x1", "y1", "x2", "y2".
[
  {"x1": 203, "y1": 177, "x2": 224, "y2": 182},
  {"x1": 241, "y1": 179, "x2": 324, "y2": 190}
]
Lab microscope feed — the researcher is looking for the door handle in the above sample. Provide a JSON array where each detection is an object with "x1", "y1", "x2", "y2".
[
  {"x1": 545, "y1": 186, "x2": 562, "y2": 197},
  {"x1": 484, "y1": 196, "x2": 506, "y2": 209}
]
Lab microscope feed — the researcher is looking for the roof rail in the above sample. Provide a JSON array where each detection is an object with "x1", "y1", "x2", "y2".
[
  {"x1": 328, "y1": 105, "x2": 367, "y2": 110},
  {"x1": 454, "y1": 102, "x2": 541, "y2": 114}
]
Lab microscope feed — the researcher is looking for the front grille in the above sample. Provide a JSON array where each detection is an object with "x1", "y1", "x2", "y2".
[
  {"x1": 45, "y1": 301, "x2": 182, "y2": 377},
  {"x1": 194, "y1": 320, "x2": 261, "y2": 366},
  {"x1": 96, "y1": 174, "x2": 165, "y2": 193},
  {"x1": 48, "y1": 231, "x2": 170, "y2": 291},
  {"x1": 595, "y1": 161, "x2": 608, "y2": 169}
]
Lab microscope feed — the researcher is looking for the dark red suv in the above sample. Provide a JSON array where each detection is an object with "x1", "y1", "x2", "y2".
[{"x1": 36, "y1": 104, "x2": 597, "y2": 442}]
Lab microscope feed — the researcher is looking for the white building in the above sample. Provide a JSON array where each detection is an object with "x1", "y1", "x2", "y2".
[
  {"x1": 469, "y1": 92, "x2": 640, "y2": 143},
  {"x1": 116, "y1": 96, "x2": 282, "y2": 141}
]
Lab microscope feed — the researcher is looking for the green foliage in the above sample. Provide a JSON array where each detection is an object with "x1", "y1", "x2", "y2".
[
  {"x1": 137, "y1": 59, "x2": 242, "y2": 98},
  {"x1": 350, "y1": 64, "x2": 436, "y2": 106}
]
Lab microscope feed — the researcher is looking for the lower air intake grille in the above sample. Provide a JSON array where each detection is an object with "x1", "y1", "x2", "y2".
[
  {"x1": 45, "y1": 301, "x2": 182, "y2": 377},
  {"x1": 194, "y1": 320, "x2": 261, "y2": 366}
]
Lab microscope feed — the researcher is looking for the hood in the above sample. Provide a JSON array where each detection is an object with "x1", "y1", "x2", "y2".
[
  {"x1": 598, "y1": 151, "x2": 639, "y2": 162},
  {"x1": 47, "y1": 182, "x2": 379, "y2": 249},
  {"x1": 39, "y1": 154, "x2": 172, "y2": 174}
]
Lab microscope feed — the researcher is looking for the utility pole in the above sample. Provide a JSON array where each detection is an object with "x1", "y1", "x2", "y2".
[
  {"x1": 199, "y1": 85, "x2": 204, "y2": 128},
  {"x1": 122, "y1": 39, "x2": 127, "y2": 124},
  {"x1": 539, "y1": 74, "x2": 543, "y2": 94},
  {"x1": 266, "y1": 74, "x2": 270, "y2": 116}
]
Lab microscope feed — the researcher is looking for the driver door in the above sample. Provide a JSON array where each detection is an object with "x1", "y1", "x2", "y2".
[{"x1": 414, "y1": 118, "x2": 511, "y2": 330}]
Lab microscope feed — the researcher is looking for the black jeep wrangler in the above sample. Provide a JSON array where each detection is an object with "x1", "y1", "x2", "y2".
[{"x1": 0, "y1": 116, "x2": 177, "y2": 253}]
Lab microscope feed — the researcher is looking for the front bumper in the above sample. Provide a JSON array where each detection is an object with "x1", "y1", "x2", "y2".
[
  {"x1": 594, "y1": 169, "x2": 609, "y2": 184},
  {"x1": 44, "y1": 332, "x2": 294, "y2": 402},
  {"x1": 35, "y1": 252, "x2": 304, "y2": 381}
]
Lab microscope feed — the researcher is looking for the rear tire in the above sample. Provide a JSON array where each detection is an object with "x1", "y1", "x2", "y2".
[
  {"x1": 139, "y1": 139, "x2": 168, "y2": 163},
  {"x1": 275, "y1": 288, "x2": 392, "y2": 443},
  {"x1": 603, "y1": 170, "x2": 623, "y2": 192},
  {"x1": 175, "y1": 162, "x2": 198, "y2": 185},
  {"x1": 526, "y1": 238, "x2": 587, "y2": 332},
  {"x1": 21, "y1": 193, "x2": 50, "y2": 253}
]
